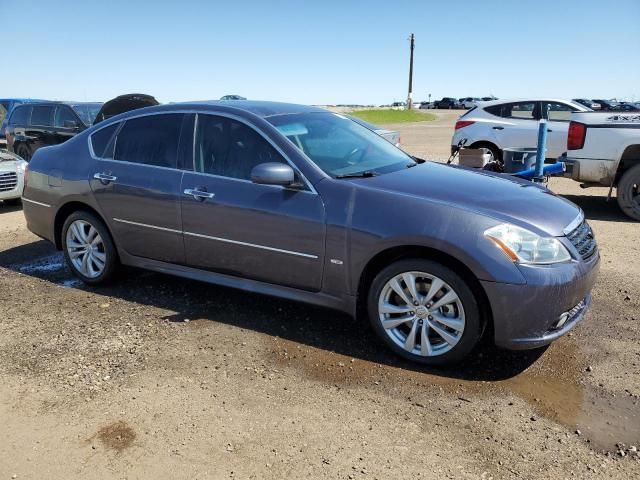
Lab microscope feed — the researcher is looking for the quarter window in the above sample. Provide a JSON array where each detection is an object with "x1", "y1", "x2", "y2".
[
  {"x1": 114, "y1": 114, "x2": 184, "y2": 168},
  {"x1": 90, "y1": 123, "x2": 119, "y2": 158},
  {"x1": 485, "y1": 102, "x2": 537, "y2": 120},
  {"x1": 9, "y1": 106, "x2": 30, "y2": 125},
  {"x1": 194, "y1": 114, "x2": 285, "y2": 180},
  {"x1": 54, "y1": 106, "x2": 79, "y2": 128},
  {"x1": 31, "y1": 106, "x2": 54, "y2": 126}
]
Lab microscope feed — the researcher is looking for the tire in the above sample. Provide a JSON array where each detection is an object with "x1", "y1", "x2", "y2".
[
  {"x1": 15, "y1": 143, "x2": 32, "y2": 162},
  {"x1": 616, "y1": 164, "x2": 640, "y2": 221},
  {"x1": 61, "y1": 211, "x2": 119, "y2": 285},
  {"x1": 472, "y1": 142, "x2": 502, "y2": 163},
  {"x1": 367, "y1": 258, "x2": 483, "y2": 366}
]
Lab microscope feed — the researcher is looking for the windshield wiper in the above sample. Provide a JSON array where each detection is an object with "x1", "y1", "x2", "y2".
[
  {"x1": 406, "y1": 162, "x2": 418, "y2": 168},
  {"x1": 335, "y1": 170, "x2": 379, "y2": 179}
]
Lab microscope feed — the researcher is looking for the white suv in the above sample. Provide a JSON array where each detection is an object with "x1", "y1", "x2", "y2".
[
  {"x1": 0, "y1": 150, "x2": 27, "y2": 206},
  {"x1": 451, "y1": 99, "x2": 589, "y2": 162}
]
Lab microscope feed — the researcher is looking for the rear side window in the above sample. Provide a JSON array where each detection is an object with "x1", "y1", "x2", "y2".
[
  {"x1": 31, "y1": 106, "x2": 55, "y2": 126},
  {"x1": 484, "y1": 102, "x2": 536, "y2": 120},
  {"x1": 90, "y1": 123, "x2": 119, "y2": 158},
  {"x1": 9, "y1": 105, "x2": 31, "y2": 125},
  {"x1": 114, "y1": 114, "x2": 184, "y2": 168}
]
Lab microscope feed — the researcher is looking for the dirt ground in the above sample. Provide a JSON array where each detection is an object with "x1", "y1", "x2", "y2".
[{"x1": 1, "y1": 111, "x2": 639, "y2": 479}]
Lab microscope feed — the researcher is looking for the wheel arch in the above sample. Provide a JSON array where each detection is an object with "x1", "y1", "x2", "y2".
[
  {"x1": 53, "y1": 201, "x2": 112, "y2": 250},
  {"x1": 615, "y1": 144, "x2": 640, "y2": 183},
  {"x1": 469, "y1": 140, "x2": 502, "y2": 160},
  {"x1": 356, "y1": 245, "x2": 493, "y2": 331}
]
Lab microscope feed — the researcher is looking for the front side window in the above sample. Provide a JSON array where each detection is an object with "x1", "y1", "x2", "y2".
[
  {"x1": 194, "y1": 114, "x2": 285, "y2": 180},
  {"x1": 114, "y1": 114, "x2": 184, "y2": 168},
  {"x1": 544, "y1": 102, "x2": 573, "y2": 122},
  {"x1": 54, "y1": 106, "x2": 79, "y2": 128},
  {"x1": 267, "y1": 112, "x2": 414, "y2": 178},
  {"x1": 9, "y1": 106, "x2": 30, "y2": 125},
  {"x1": 31, "y1": 106, "x2": 54, "y2": 126}
]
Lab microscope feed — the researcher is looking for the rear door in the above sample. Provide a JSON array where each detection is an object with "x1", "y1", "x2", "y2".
[
  {"x1": 486, "y1": 101, "x2": 540, "y2": 150},
  {"x1": 180, "y1": 113, "x2": 326, "y2": 291},
  {"x1": 90, "y1": 113, "x2": 192, "y2": 264},
  {"x1": 542, "y1": 101, "x2": 578, "y2": 159},
  {"x1": 27, "y1": 105, "x2": 56, "y2": 153}
]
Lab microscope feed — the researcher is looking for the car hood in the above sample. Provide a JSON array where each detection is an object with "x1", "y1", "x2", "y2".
[
  {"x1": 354, "y1": 162, "x2": 581, "y2": 236},
  {"x1": 93, "y1": 93, "x2": 159, "y2": 124}
]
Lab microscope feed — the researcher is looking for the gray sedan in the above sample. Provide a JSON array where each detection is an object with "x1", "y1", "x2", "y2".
[{"x1": 22, "y1": 101, "x2": 599, "y2": 365}]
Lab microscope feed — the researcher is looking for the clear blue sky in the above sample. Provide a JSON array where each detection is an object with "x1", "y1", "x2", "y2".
[{"x1": 2, "y1": 0, "x2": 638, "y2": 104}]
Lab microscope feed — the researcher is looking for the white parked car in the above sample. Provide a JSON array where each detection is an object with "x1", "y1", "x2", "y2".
[
  {"x1": 459, "y1": 97, "x2": 482, "y2": 109},
  {"x1": 451, "y1": 99, "x2": 590, "y2": 162},
  {"x1": 0, "y1": 150, "x2": 27, "y2": 206}
]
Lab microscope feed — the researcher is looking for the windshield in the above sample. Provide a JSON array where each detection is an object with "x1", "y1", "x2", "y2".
[
  {"x1": 267, "y1": 112, "x2": 414, "y2": 177},
  {"x1": 70, "y1": 103, "x2": 103, "y2": 125},
  {"x1": 0, "y1": 104, "x2": 6, "y2": 127}
]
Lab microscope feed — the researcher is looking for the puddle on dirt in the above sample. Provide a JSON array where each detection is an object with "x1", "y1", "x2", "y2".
[
  {"x1": 14, "y1": 253, "x2": 64, "y2": 274},
  {"x1": 89, "y1": 420, "x2": 136, "y2": 453},
  {"x1": 269, "y1": 336, "x2": 640, "y2": 452}
]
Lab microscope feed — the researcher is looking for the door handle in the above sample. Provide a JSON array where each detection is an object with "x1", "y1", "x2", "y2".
[
  {"x1": 184, "y1": 188, "x2": 215, "y2": 201},
  {"x1": 93, "y1": 172, "x2": 117, "y2": 184},
  {"x1": 547, "y1": 129, "x2": 553, "y2": 132},
  {"x1": 492, "y1": 126, "x2": 504, "y2": 130}
]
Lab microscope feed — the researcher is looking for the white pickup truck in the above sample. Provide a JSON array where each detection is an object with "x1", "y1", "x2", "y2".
[{"x1": 565, "y1": 111, "x2": 640, "y2": 220}]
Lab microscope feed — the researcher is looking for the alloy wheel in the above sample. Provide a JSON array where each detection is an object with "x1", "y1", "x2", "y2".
[
  {"x1": 65, "y1": 220, "x2": 107, "y2": 278},
  {"x1": 377, "y1": 271, "x2": 465, "y2": 357}
]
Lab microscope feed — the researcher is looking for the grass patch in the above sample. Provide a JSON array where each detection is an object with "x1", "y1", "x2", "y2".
[{"x1": 349, "y1": 109, "x2": 436, "y2": 124}]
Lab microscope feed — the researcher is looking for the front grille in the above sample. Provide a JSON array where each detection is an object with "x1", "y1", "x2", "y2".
[
  {"x1": 567, "y1": 220, "x2": 597, "y2": 261},
  {"x1": 0, "y1": 171, "x2": 18, "y2": 192}
]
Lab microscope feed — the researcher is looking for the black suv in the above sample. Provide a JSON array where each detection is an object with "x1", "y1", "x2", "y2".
[{"x1": 6, "y1": 102, "x2": 102, "y2": 161}]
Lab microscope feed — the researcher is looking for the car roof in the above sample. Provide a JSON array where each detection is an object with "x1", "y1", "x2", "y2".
[
  {"x1": 0, "y1": 98, "x2": 48, "y2": 103},
  {"x1": 12, "y1": 101, "x2": 102, "y2": 108},
  {"x1": 107, "y1": 100, "x2": 328, "y2": 121},
  {"x1": 478, "y1": 98, "x2": 583, "y2": 107}
]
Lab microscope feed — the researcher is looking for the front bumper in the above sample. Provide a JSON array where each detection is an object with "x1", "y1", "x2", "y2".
[
  {"x1": 481, "y1": 253, "x2": 600, "y2": 350},
  {"x1": 0, "y1": 171, "x2": 24, "y2": 201}
]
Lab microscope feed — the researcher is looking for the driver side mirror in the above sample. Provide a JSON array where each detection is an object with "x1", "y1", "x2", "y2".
[
  {"x1": 64, "y1": 120, "x2": 80, "y2": 129},
  {"x1": 251, "y1": 162, "x2": 296, "y2": 187}
]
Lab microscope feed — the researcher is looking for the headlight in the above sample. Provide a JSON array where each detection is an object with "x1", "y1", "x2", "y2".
[
  {"x1": 16, "y1": 160, "x2": 27, "y2": 174},
  {"x1": 484, "y1": 224, "x2": 571, "y2": 264}
]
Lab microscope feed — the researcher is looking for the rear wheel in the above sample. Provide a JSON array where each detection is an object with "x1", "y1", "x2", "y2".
[
  {"x1": 15, "y1": 143, "x2": 32, "y2": 162},
  {"x1": 367, "y1": 259, "x2": 483, "y2": 365},
  {"x1": 472, "y1": 142, "x2": 502, "y2": 164},
  {"x1": 617, "y1": 164, "x2": 640, "y2": 221},
  {"x1": 62, "y1": 211, "x2": 119, "y2": 284}
]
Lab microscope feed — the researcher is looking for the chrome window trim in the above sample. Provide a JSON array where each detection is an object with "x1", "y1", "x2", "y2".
[
  {"x1": 183, "y1": 231, "x2": 318, "y2": 259},
  {"x1": 21, "y1": 197, "x2": 51, "y2": 208},
  {"x1": 112, "y1": 218, "x2": 182, "y2": 234},
  {"x1": 563, "y1": 211, "x2": 585, "y2": 236},
  {"x1": 86, "y1": 109, "x2": 318, "y2": 194},
  {"x1": 112, "y1": 217, "x2": 319, "y2": 260}
]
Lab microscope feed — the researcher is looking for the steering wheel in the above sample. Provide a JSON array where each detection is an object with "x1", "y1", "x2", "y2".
[{"x1": 344, "y1": 147, "x2": 366, "y2": 165}]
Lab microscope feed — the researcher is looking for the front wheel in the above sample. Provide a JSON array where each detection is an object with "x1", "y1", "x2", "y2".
[
  {"x1": 62, "y1": 211, "x2": 119, "y2": 284},
  {"x1": 616, "y1": 164, "x2": 640, "y2": 221},
  {"x1": 367, "y1": 259, "x2": 483, "y2": 366}
]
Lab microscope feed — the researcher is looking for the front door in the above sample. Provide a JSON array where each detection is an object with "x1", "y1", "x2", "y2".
[
  {"x1": 542, "y1": 101, "x2": 575, "y2": 159},
  {"x1": 90, "y1": 113, "x2": 191, "y2": 264},
  {"x1": 180, "y1": 113, "x2": 325, "y2": 291},
  {"x1": 27, "y1": 105, "x2": 56, "y2": 154}
]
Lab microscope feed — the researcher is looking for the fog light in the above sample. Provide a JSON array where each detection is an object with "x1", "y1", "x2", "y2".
[{"x1": 555, "y1": 312, "x2": 570, "y2": 329}]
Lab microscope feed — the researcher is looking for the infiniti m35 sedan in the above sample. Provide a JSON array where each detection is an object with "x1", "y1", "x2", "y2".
[{"x1": 22, "y1": 101, "x2": 599, "y2": 365}]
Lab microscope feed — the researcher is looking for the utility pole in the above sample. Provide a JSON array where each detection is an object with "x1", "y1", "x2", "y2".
[{"x1": 406, "y1": 33, "x2": 415, "y2": 110}]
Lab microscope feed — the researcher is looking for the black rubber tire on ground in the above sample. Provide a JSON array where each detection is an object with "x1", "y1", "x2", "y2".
[
  {"x1": 616, "y1": 164, "x2": 640, "y2": 221},
  {"x1": 366, "y1": 258, "x2": 484, "y2": 366},
  {"x1": 15, "y1": 143, "x2": 32, "y2": 162},
  {"x1": 61, "y1": 210, "x2": 119, "y2": 285},
  {"x1": 473, "y1": 142, "x2": 502, "y2": 163}
]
